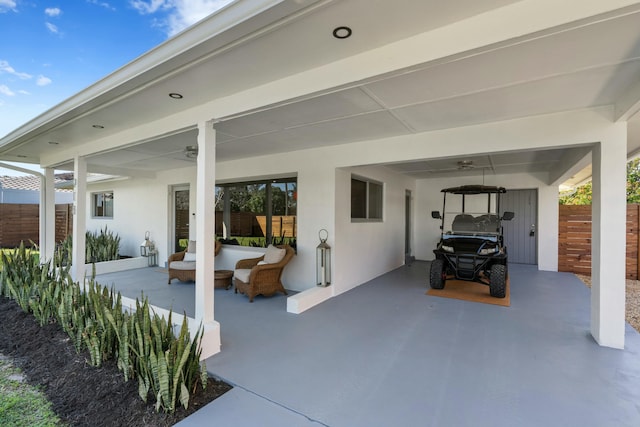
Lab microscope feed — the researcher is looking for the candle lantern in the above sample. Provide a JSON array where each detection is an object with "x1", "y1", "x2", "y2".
[
  {"x1": 140, "y1": 231, "x2": 157, "y2": 267},
  {"x1": 140, "y1": 231, "x2": 153, "y2": 257},
  {"x1": 316, "y1": 229, "x2": 331, "y2": 287}
]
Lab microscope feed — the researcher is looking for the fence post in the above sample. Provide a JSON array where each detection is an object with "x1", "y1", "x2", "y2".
[{"x1": 637, "y1": 204, "x2": 640, "y2": 280}]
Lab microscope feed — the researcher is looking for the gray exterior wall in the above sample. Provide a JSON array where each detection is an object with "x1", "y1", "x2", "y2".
[{"x1": 0, "y1": 188, "x2": 73, "y2": 204}]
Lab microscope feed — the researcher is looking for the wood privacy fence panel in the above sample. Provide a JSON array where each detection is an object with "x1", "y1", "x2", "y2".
[
  {"x1": 215, "y1": 211, "x2": 297, "y2": 238},
  {"x1": 55, "y1": 204, "x2": 73, "y2": 243},
  {"x1": 558, "y1": 204, "x2": 640, "y2": 279},
  {"x1": 0, "y1": 203, "x2": 73, "y2": 248}
]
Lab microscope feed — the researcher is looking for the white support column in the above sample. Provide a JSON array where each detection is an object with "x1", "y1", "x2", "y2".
[
  {"x1": 72, "y1": 156, "x2": 87, "y2": 282},
  {"x1": 41, "y1": 168, "x2": 56, "y2": 262},
  {"x1": 591, "y1": 125, "x2": 627, "y2": 349},
  {"x1": 194, "y1": 120, "x2": 221, "y2": 358},
  {"x1": 537, "y1": 185, "x2": 559, "y2": 272}
]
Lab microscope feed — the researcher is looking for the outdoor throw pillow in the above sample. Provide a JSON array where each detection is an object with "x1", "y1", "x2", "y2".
[
  {"x1": 187, "y1": 240, "x2": 196, "y2": 253},
  {"x1": 183, "y1": 252, "x2": 197, "y2": 262},
  {"x1": 263, "y1": 244, "x2": 286, "y2": 264}
]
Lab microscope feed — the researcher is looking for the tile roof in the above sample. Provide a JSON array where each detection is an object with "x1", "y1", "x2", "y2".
[{"x1": 0, "y1": 174, "x2": 73, "y2": 192}]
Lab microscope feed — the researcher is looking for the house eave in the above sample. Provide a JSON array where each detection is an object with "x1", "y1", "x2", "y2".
[{"x1": 0, "y1": 0, "x2": 320, "y2": 153}]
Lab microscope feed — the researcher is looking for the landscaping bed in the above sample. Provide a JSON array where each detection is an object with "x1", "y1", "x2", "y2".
[
  {"x1": 0, "y1": 297, "x2": 231, "y2": 427},
  {"x1": 576, "y1": 274, "x2": 640, "y2": 332}
]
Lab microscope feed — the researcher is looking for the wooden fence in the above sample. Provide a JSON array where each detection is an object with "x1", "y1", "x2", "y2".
[
  {"x1": 559, "y1": 204, "x2": 640, "y2": 279},
  {"x1": 0, "y1": 204, "x2": 73, "y2": 248},
  {"x1": 214, "y1": 211, "x2": 297, "y2": 238}
]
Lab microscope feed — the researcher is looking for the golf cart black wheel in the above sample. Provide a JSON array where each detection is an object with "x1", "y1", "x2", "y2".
[
  {"x1": 429, "y1": 259, "x2": 446, "y2": 289},
  {"x1": 489, "y1": 264, "x2": 506, "y2": 298}
]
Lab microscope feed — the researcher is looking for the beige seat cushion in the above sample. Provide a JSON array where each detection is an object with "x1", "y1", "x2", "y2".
[
  {"x1": 169, "y1": 261, "x2": 196, "y2": 270},
  {"x1": 263, "y1": 245, "x2": 286, "y2": 264},
  {"x1": 234, "y1": 268, "x2": 252, "y2": 283}
]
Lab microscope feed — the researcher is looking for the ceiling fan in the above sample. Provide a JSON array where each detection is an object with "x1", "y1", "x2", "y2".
[{"x1": 184, "y1": 145, "x2": 198, "y2": 159}]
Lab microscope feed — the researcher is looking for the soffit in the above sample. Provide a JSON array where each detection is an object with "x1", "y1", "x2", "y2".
[{"x1": 0, "y1": 0, "x2": 639, "y2": 182}]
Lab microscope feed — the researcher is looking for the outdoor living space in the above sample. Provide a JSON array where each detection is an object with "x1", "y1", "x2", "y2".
[{"x1": 97, "y1": 261, "x2": 640, "y2": 427}]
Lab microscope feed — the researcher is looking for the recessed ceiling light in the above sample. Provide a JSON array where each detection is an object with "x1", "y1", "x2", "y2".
[
  {"x1": 169, "y1": 93, "x2": 183, "y2": 99},
  {"x1": 48, "y1": 141, "x2": 59, "y2": 145},
  {"x1": 92, "y1": 124, "x2": 104, "y2": 129},
  {"x1": 332, "y1": 26, "x2": 352, "y2": 39}
]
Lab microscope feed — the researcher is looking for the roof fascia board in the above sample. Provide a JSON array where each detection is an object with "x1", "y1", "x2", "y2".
[
  {"x1": 0, "y1": 161, "x2": 44, "y2": 178},
  {"x1": 0, "y1": 0, "x2": 313, "y2": 147}
]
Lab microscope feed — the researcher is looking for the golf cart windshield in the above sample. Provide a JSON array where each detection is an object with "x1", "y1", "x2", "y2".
[{"x1": 443, "y1": 191, "x2": 500, "y2": 235}]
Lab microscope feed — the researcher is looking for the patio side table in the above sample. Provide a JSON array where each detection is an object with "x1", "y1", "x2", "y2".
[{"x1": 214, "y1": 270, "x2": 233, "y2": 290}]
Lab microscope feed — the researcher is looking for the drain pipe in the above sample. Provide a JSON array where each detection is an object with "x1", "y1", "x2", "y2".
[{"x1": 0, "y1": 162, "x2": 52, "y2": 260}]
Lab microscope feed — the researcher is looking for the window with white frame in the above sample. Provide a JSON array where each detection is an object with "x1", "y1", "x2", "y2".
[
  {"x1": 92, "y1": 191, "x2": 113, "y2": 218},
  {"x1": 351, "y1": 176, "x2": 383, "y2": 221}
]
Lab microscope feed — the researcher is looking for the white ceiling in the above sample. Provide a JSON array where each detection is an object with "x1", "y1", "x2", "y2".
[{"x1": 1, "y1": 0, "x2": 640, "y2": 185}]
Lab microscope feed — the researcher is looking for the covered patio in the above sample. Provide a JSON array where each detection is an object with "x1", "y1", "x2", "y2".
[
  {"x1": 1, "y1": 0, "x2": 640, "y2": 359},
  {"x1": 97, "y1": 263, "x2": 640, "y2": 426}
]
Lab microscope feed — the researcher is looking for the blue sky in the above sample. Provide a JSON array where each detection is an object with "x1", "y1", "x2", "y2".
[{"x1": 0, "y1": 0, "x2": 233, "y2": 141}]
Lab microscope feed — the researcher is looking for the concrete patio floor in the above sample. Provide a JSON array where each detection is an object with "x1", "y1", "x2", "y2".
[{"x1": 97, "y1": 262, "x2": 640, "y2": 427}]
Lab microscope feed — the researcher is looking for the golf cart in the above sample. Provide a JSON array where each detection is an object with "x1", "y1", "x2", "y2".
[{"x1": 430, "y1": 185, "x2": 514, "y2": 298}]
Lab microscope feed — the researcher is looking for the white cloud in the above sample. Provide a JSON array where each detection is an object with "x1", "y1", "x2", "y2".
[
  {"x1": 0, "y1": 84, "x2": 16, "y2": 96},
  {"x1": 0, "y1": 60, "x2": 32, "y2": 80},
  {"x1": 17, "y1": 89, "x2": 29, "y2": 95},
  {"x1": 36, "y1": 75, "x2": 52, "y2": 86},
  {"x1": 45, "y1": 7, "x2": 61, "y2": 17},
  {"x1": 86, "y1": 0, "x2": 116, "y2": 11},
  {"x1": 130, "y1": 0, "x2": 233, "y2": 36},
  {"x1": 45, "y1": 22, "x2": 59, "y2": 34},
  {"x1": 0, "y1": 0, "x2": 16, "y2": 13},
  {"x1": 130, "y1": 0, "x2": 168, "y2": 14}
]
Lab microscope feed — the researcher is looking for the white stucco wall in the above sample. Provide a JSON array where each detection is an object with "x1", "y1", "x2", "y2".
[
  {"x1": 83, "y1": 108, "x2": 626, "y2": 295},
  {"x1": 85, "y1": 167, "x2": 196, "y2": 260},
  {"x1": 334, "y1": 165, "x2": 416, "y2": 296},
  {"x1": 84, "y1": 139, "x2": 417, "y2": 295}
]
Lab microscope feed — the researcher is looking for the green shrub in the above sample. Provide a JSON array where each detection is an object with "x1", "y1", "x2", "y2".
[
  {"x1": 0, "y1": 244, "x2": 207, "y2": 413},
  {"x1": 56, "y1": 226, "x2": 121, "y2": 266}
]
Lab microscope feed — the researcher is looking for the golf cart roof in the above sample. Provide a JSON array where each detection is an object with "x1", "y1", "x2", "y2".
[{"x1": 441, "y1": 185, "x2": 507, "y2": 194}]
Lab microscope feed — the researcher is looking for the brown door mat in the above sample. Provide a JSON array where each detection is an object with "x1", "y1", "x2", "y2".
[{"x1": 427, "y1": 278, "x2": 510, "y2": 307}]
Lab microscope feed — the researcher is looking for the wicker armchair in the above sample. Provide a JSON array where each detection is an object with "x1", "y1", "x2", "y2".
[
  {"x1": 234, "y1": 245, "x2": 295, "y2": 302},
  {"x1": 168, "y1": 240, "x2": 221, "y2": 284}
]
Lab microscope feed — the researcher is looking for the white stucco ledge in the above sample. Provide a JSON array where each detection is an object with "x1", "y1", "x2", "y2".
[
  {"x1": 88, "y1": 256, "x2": 149, "y2": 275},
  {"x1": 287, "y1": 286, "x2": 333, "y2": 314},
  {"x1": 119, "y1": 296, "x2": 221, "y2": 360}
]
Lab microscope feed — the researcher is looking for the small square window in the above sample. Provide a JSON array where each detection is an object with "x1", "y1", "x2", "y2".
[
  {"x1": 92, "y1": 192, "x2": 113, "y2": 218},
  {"x1": 351, "y1": 176, "x2": 383, "y2": 222}
]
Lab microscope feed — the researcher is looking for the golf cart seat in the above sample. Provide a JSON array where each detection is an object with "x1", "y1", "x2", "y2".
[{"x1": 452, "y1": 214, "x2": 475, "y2": 232}]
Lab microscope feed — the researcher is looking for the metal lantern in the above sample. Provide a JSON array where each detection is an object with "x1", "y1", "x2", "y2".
[
  {"x1": 140, "y1": 231, "x2": 153, "y2": 257},
  {"x1": 316, "y1": 229, "x2": 331, "y2": 287}
]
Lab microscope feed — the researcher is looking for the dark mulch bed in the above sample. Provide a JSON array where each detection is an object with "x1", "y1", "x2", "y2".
[{"x1": 0, "y1": 297, "x2": 232, "y2": 426}]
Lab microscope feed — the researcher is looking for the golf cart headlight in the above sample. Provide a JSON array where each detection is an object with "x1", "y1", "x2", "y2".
[
  {"x1": 479, "y1": 246, "x2": 498, "y2": 255},
  {"x1": 441, "y1": 245, "x2": 454, "y2": 253}
]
